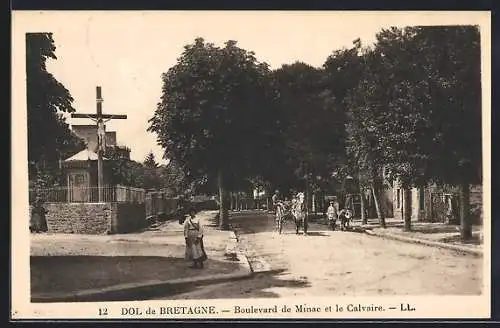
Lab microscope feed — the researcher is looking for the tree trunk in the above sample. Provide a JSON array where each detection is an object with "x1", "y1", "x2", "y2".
[
  {"x1": 360, "y1": 187, "x2": 367, "y2": 225},
  {"x1": 218, "y1": 170, "x2": 229, "y2": 230},
  {"x1": 403, "y1": 188, "x2": 412, "y2": 232},
  {"x1": 312, "y1": 193, "x2": 316, "y2": 214},
  {"x1": 459, "y1": 182, "x2": 472, "y2": 241},
  {"x1": 305, "y1": 165, "x2": 310, "y2": 216},
  {"x1": 305, "y1": 174, "x2": 310, "y2": 217},
  {"x1": 319, "y1": 191, "x2": 324, "y2": 214},
  {"x1": 236, "y1": 192, "x2": 240, "y2": 211},
  {"x1": 371, "y1": 184, "x2": 386, "y2": 228},
  {"x1": 255, "y1": 187, "x2": 259, "y2": 210}
]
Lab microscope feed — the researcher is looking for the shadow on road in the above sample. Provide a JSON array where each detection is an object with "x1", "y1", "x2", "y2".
[
  {"x1": 300, "y1": 231, "x2": 330, "y2": 237},
  {"x1": 148, "y1": 268, "x2": 312, "y2": 299},
  {"x1": 441, "y1": 234, "x2": 481, "y2": 245},
  {"x1": 50, "y1": 267, "x2": 312, "y2": 301},
  {"x1": 203, "y1": 211, "x2": 270, "y2": 229},
  {"x1": 230, "y1": 214, "x2": 275, "y2": 235},
  {"x1": 31, "y1": 255, "x2": 240, "y2": 302},
  {"x1": 235, "y1": 269, "x2": 311, "y2": 298}
]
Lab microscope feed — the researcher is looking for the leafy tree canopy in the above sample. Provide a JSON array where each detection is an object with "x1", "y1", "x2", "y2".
[
  {"x1": 144, "y1": 151, "x2": 159, "y2": 168},
  {"x1": 148, "y1": 38, "x2": 279, "y2": 190},
  {"x1": 27, "y1": 33, "x2": 85, "y2": 185}
]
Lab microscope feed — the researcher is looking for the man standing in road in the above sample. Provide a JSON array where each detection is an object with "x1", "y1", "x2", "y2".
[
  {"x1": 327, "y1": 201, "x2": 338, "y2": 231},
  {"x1": 272, "y1": 190, "x2": 283, "y2": 228},
  {"x1": 272, "y1": 190, "x2": 281, "y2": 212}
]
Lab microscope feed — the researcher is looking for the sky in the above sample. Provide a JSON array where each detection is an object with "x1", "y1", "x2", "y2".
[{"x1": 20, "y1": 11, "x2": 487, "y2": 164}]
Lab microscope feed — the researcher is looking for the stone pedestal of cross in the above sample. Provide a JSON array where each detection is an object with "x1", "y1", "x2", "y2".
[{"x1": 71, "y1": 86, "x2": 127, "y2": 202}]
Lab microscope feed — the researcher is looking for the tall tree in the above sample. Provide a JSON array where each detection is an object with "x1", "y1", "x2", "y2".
[
  {"x1": 148, "y1": 38, "x2": 278, "y2": 230},
  {"x1": 343, "y1": 44, "x2": 388, "y2": 227},
  {"x1": 141, "y1": 151, "x2": 161, "y2": 189},
  {"x1": 363, "y1": 26, "x2": 482, "y2": 237},
  {"x1": 144, "y1": 151, "x2": 159, "y2": 168},
  {"x1": 406, "y1": 26, "x2": 482, "y2": 239},
  {"x1": 26, "y1": 32, "x2": 85, "y2": 187},
  {"x1": 273, "y1": 62, "x2": 347, "y2": 212},
  {"x1": 106, "y1": 149, "x2": 142, "y2": 187},
  {"x1": 323, "y1": 41, "x2": 384, "y2": 222},
  {"x1": 345, "y1": 27, "x2": 441, "y2": 231},
  {"x1": 158, "y1": 159, "x2": 195, "y2": 197}
]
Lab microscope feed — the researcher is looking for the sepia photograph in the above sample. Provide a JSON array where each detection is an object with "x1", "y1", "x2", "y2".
[{"x1": 11, "y1": 10, "x2": 490, "y2": 320}]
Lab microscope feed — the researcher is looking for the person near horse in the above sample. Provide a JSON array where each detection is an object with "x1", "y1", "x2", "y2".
[
  {"x1": 183, "y1": 208, "x2": 208, "y2": 269},
  {"x1": 272, "y1": 190, "x2": 284, "y2": 221},
  {"x1": 326, "y1": 201, "x2": 338, "y2": 231},
  {"x1": 338, "y1": 208, "x2": 352, "y2": 231},
  {"x1": 272, "y1": 190, "x2": 281, "y2": 211},
  {"x1": 293, "y1": 192, "x2": 308, "y2": 235}
]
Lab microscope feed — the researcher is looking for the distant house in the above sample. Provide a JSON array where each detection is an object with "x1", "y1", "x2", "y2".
[
  {"x1": 61, "y1": 149, "x2": 113, "y2": 202},
  {"x1": 314, "y1": 165, "x2": 482, "y2": 224},
  {"x1": 71, "y1": 124, "x2": 130, "y2": 160},
  {"x1": 356, "y1": 166, "x2": 482, "y2": 224},
  {"x1": 391, "y1": 180, "x2": 482, "y2": 225},
  {"x1": 60, "y1": 125, "x2": 131, "y2": 202}
]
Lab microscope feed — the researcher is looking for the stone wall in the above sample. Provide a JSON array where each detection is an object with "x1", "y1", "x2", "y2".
[
  {"x1": 44, "y1": 203, "x2": 113, "y2": 234},
  {"x1": 111, "y1": 203, "x2": 147, "y2": 234},
  {"x1": 42, "y1": 202, "x2": 146, "y2": 235}
]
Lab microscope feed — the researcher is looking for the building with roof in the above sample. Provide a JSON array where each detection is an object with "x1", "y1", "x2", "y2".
[
  {"x1": 61, "y1": 125, "x2": 129, "y2": 202},
  {"x1": 71, "y1": 124, "x2": 130, "y2": 159}
]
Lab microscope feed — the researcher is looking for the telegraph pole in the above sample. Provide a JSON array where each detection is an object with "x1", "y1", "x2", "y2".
[{"x1": 71, "y1": 86, "x2": 127, "y2": 202}]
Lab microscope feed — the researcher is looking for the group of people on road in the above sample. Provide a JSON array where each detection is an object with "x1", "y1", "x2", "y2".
[
  {"x1": 272, "y1": 190, "x2": 353, "y2": 234},
  {"x1": 182, "y1": 191, "x2": 353, "y2": 269},
  {"x1": 326, "y1": 200, "x2": 353, "y2": 231}
]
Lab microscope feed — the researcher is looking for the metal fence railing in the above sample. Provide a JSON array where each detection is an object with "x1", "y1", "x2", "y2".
[
  {"x1": 29, "y1": 185, "x2": 146, "y2": 204},
  {"x1": 115, "y1": 185, "x2": 146, "y2": 204}
]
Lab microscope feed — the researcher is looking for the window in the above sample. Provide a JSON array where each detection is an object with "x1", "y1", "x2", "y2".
[{"x1": 74, "y1": 173, "x2": 86, "y2": 185}]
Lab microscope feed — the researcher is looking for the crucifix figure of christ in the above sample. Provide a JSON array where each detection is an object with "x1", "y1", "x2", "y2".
[{"x1": 71, "y1": 86, "x2": 127, "y2": 202}]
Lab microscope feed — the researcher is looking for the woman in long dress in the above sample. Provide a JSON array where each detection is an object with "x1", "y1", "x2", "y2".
[{"x1": 183, "y1": 210, "x2": 208, "y2": 268}]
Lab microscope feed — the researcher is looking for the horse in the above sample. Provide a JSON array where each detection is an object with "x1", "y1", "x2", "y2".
[
  {"x1": 338, "y1": 209, "x2": 353, "y2": 231},
  {"x1": 292, "y1": 193, "x2": 308, "y2": 234}
]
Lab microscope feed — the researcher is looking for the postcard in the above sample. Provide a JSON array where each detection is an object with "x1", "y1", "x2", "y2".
[{"x1": 11, "y1": 10, "x2": 491, "y2": 320}]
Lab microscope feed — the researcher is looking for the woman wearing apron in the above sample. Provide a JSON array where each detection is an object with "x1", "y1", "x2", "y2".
[{"x1": 183, "y1": 210, "x2": 208, "y2": 268}]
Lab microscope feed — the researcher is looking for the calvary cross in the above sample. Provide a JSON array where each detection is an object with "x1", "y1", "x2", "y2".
[{"x1": 71, "y1": 86, "x2": 127, "y2": 202}]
